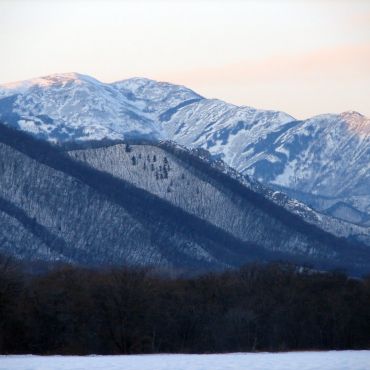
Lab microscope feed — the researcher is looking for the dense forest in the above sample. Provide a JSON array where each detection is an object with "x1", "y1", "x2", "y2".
[{"x1": 1, "y1": 255, "x2": 370, "y2": 355}]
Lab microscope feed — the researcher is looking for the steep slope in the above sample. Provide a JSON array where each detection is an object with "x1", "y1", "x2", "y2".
[
  {"x1": 0, "y1": 73, "x2": 157, "y2": 142},
  {"x1": 1, "y1": 73, "x2": 370, "y2": 229},
  {"x1": 112, "y1": 77, "x2": 203, "y2": 116},
  {"x1": 66, "y1": 141, "x2": 370, "y2": 246},
  {"x1": 160, "y1": 98, "x2": 295, "y2": 171},
  {"x1": 0, "y1": 73, "x2": 202, "y2": 143},
  {"x1": 64, "y1": 139, "x2": 370, "y2": 275},
  {"x1": 160, "y1": 104, "x2": 370, "y2": 226},
  {"x1": 1, "y1": 123, "x2": 288, "y2": 271},
  {"x1": 1, "y1": 124, "x2": 370, "y2": 274},
  {"x1": 267, "y1": 112, "x2": 370, "y2": 222}
]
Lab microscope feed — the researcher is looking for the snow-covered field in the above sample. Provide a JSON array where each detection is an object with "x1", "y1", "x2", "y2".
[{"x1": 1, "y1": 351, "x2": 370, "y2": 370}]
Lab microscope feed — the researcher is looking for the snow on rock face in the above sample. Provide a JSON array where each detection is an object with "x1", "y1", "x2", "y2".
[
  {"x1": 163, "y1": 103, "x2": 370, "y2": 224},
  {"x1": 258, "y1": 112, "x2": 370, "y2": 220},
  {"x1": 0, "y1": 73, "x2": 159, "y2": 142},
  {"x1": 112, "y1": 77, "x2": 203, "y2": 115},
  {"x1": 0, "y1": 73, "x2": 101, "y2": 99},
  {"x1": 1, "y1": 73, "x2": 370, "y2": 226},
  {"x1": 340, "y1": 111, "x2": 370, "y2": 136},
  {"x1": 160, "y1": 98, "x2": 296, "y2": 173}
]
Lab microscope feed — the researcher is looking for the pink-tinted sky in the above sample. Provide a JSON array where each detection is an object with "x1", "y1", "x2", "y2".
[{"x1": 0, "y1": 0, "x2": 369, "y2": 118}]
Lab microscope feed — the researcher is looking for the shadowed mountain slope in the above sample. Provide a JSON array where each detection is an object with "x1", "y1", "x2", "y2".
[{"x1": 0, "y1": 123, "x2": 369, "y2": 274}]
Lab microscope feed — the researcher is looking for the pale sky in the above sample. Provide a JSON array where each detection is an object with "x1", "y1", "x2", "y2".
[{"x1": 0, "y1": 0, "x2": 369, "y2": 119}]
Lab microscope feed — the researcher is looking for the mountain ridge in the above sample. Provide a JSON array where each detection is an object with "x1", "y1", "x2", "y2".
[
  {"x1": 1, "y1": 122, "x2": 370, "y2": 275},
  {"x1": 0, "y1": 72, "x2": 369, "y2": 232}
]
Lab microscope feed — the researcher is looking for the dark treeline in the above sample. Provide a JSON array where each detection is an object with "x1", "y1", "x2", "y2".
[{"x1": 1, "y1": 256, "x2": 370, "y2": 355}]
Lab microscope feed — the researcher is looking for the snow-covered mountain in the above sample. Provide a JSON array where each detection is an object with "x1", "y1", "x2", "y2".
[
  {"x1": 1, "y1": 123, "x2": 370, "y2": 274},
  {"x1": 1, "y1": 73, "x2": 370, "y2": 229},
  {"x1": 0, "y1": 73, "x2": 202, "y2": 142},
  {"x1": 163, "y1": 101, "x2": 370, "y2": 226}
]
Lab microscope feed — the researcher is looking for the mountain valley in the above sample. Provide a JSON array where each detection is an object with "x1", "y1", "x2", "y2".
[{"x1": 0, "y1": 73, "x2": 370, "y2": 274}]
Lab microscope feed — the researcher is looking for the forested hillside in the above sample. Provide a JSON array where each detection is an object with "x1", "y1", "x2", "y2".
[{"x1": 1, "y1": 123, "x2": 370, "y2": 274}]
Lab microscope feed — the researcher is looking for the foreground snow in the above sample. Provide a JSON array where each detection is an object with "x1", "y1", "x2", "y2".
[{"x1": 1, "y1": 351, "x2": 370, "y2": 370}]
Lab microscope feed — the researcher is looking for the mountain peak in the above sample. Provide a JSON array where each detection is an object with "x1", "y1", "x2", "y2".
[
  {"x1": 112, "y1": 76, "x2": 204, "y2": 102},
  {"x1": 27, "y1": 72, "x2": 102, "y2": 86},
  {"x1": 340, "y1": 111, "x2": 369, "y2": 128},
  {"x1": 0, "y1": 72, "x2": 101, "y2": 96},
  {"x1": 0, "y1": 72, "x2": 370, "y2": 234},
  {"x1": 340, "y1": 110, "x2": 366, "y2": 119},
  {"x1": 40, "y1": 72, "x2": 101, "y2": 84}
]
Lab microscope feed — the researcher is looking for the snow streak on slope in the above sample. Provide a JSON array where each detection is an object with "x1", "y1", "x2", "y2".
[
  {"x1": 0, "y1": 73, "x2": 200, "y2": 142},
  {"x1": 160, "y1": 99, "x2": 296, "y2": 173},
  {"x1": 1, "y1": 73, "x2": 370, "y2": 229},
  {"x1": 112, "y1": 77, "x2": 203, "y2": 116},
  {"x1": 156, "y1": 96, "x2": 370, "y2": 227}
]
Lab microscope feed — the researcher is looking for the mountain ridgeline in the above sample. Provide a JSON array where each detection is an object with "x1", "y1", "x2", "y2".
[
  {"x1": 0, "y1": 73, "x2": 370, "y2": 274},
  {"x1": 0, "y1": 123, "x2": 369, "y2": 275},
  {"x1": 0, "y1": 73, "x2": 370, "y2": 231}
]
